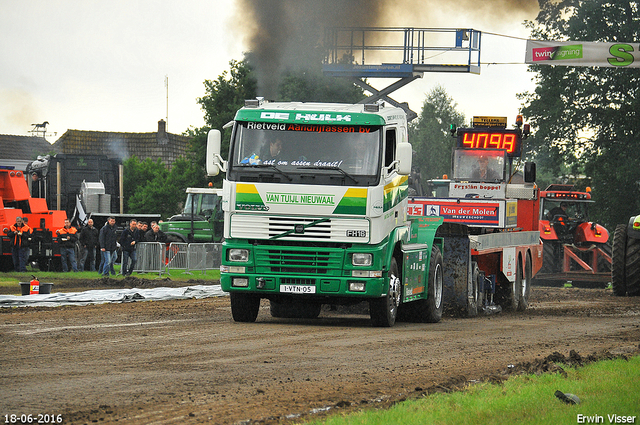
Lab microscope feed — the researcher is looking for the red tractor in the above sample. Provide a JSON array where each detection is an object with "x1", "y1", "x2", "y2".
[{"x1": 534, "y1": 184, "x2": 611, "y2": 287}]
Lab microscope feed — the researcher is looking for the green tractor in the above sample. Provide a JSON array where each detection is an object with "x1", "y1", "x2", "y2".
[
  {"x1": 159, "y1": 187, "x2": 224, "y2": 244},
  {"x1": 611, "y1": 214, "x2": 640, "y2": 296}
]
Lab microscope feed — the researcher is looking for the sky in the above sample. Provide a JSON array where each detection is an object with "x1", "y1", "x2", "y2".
[{"x1": 0, "y1": 0, "x2": 540, "y2": 141}]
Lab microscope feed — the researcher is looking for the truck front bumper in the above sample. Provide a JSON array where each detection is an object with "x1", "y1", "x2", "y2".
[{"x1": 221, "y1": 273, "x2": 387, "y2": 298}]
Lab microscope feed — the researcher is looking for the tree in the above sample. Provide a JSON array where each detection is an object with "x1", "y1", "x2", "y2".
[
  {"x1": 123, "y1": 156, "x2": 204, "y2": 220},
  {"x1": 519, "y1": 0, "x2": 640, "y2": 230},
  {"x1": 192, "y1": 58, "x2": 258, "y2": 188},
  {"x1": 409, "y1": 85, "x2": 466, "y2": 183}
]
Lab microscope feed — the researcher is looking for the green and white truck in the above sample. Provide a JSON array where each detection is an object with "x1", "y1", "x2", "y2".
[{"x1": 207, "y1": 100, "x2": 444, "y2": 326}]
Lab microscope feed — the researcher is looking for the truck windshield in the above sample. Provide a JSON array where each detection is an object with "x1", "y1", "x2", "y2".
[
  {"x1": 228, "y1": 121, "x2": 382, "y2": 186},
  {"x1": 452, "y1": 149, "x2": 506, "y2": 182},
  {"x1": 183, "y1": 193, "x2": 220, "y2": 218}
]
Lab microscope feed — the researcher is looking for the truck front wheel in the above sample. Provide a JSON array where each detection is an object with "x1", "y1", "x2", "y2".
[
  {"x1": 369, "y1": 257, "x2": 401, "y2": 327},
  {"x1": 230, "y1": 292, "x2": 261, "y2": 322}
]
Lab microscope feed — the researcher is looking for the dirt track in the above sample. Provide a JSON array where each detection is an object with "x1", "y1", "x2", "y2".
[{"x1": 1, "y1": 281, "x2": 639, "y2": 425}]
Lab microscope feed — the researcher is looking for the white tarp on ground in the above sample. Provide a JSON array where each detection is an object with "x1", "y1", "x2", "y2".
[{"x1": 0, "y1": 285, "x2": 226, "y2": 308}]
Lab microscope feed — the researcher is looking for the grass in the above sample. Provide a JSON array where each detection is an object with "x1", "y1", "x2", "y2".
[
  {"x1": 0, "y1": 264, "x2": 220, "y2": 292},
  {"x1": 306, "y1": 356, "x2": 640, "y2": 425}
]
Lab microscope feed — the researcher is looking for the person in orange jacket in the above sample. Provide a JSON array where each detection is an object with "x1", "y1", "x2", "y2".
[
  {"x1": 56, "y1": 219, "x2": 78, "y2": 272},
  {"x1": 5, "y1": 216, "x2": 32, "y2": 272}
]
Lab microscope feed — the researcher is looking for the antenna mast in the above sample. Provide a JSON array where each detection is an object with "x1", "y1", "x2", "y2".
[{"x1": 164, "y1": 75, "x2": 169, "y2": 131}]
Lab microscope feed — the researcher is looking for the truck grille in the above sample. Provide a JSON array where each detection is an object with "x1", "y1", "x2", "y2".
[
  {"x1": 255, "y1": 247, "x2": 344, "y2": 275},
  {"x1": 230, "y1": 214, "x2": 369, "y2": 243}
]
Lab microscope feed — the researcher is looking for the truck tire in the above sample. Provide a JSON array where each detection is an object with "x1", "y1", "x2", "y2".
[
  {"x1": 230, "y1": 292, "x2": 261, "y2": 322},
  {"x1": 625, "y1": 235, "x2": 640, "y2": 296},
  {"x1": 467, "y1": 262, "x2": 480, "y2": 317},
  {"x1": 423, "y1": 245, "x2": 444, "y2": 323},
  {"x1": 369, "y1": 257, "x2": 401, "y2": 327},
  {"x1": 611, "y1": 224, "x2": 627, "y2": 296},
  {"x1": 270, "y1": 300, "x2": 322, "y2": 319},
  {"x1": 518, "y1": 252, "x2": 532, "y2": 311},
  {"x1": 499, "y1": 256, "x2": 522, "y2": 311}
]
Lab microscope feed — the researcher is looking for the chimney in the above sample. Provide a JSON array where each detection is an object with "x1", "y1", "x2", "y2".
[
  {"x1": 158, "y1": 119, "x2": 166, "y2": 136},
  {"x1": 157, "y1": 119, "x2": 168, "y2": 145}
]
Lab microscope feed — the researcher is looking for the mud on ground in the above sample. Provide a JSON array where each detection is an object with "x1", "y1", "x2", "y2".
[{"x1": 1, "y1": 280, "x2": 639, "y2": 424}]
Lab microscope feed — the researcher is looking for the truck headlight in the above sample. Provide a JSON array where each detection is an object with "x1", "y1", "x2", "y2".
[
  {"x1": 352, "y1": 253, "x2": 372, "y2": 266},
  {"x1": 232, "y1": 277, "x2": 249, "y2": 287},
  {"x1": 349, "y1": 281, "x2": 366, "y2": 292},
  {"x1": 228, "y1": 249, "x2": 249, "y2": 262}
]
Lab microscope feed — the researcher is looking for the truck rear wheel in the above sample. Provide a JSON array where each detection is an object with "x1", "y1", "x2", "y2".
[
  {"x1": 625, "y1": 234, "x2": 640, "y2": 296},
  {"x1": 500, "y1": 256, "x2": 522, "y2": 311},
  {"x1": 611, "y1": 224, "x2": 627, "y2": 296},
  {"x1": 230, "y1": 292, "x2": 261, "y2": 322},
  {"x1": 517, "y1": 252, "x2": 532, "y2": 311},
  {"x1": 467, "y1": 262, "x2": 480, "y2": 318},
  {"x1": 369, "y1": 257, "x2": 401, "y2": 327},
  {"x1": 423, "y1": 245, "x2": 444, "y2": 323}
]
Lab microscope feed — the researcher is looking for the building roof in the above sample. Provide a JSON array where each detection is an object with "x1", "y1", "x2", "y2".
[
  {"x1": 0, "y1": 134, "x2": 58, "y2": 160},
  {"x1": 51, "y1": 120, "x2": 191, "y2": 167}
]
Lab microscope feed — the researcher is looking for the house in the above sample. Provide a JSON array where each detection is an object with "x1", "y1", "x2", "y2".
[
  {"x1": 52, "y1": 120, "x2": 191, "y2": 167},
  {"x1": 0, "y1": 134, "x2": 58, "y2": 171}
]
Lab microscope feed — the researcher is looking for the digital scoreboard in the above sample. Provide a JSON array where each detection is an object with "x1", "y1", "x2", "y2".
[{"x1": 456, "y1": 128, "x2": 523, "y2": 157}]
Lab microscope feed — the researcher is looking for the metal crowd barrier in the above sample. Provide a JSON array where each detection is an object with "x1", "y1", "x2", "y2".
[
  {"x1": 134, "y1": 242, "x2": 222, "y2": 275},
  {"x1": 133, "y1": 242, "x2": 165, "y2": 276},
  {"x1": 205, "y1": 243, "x2": 222, "y2": 269}
]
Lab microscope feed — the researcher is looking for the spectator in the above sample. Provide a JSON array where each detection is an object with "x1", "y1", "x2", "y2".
[
  {"x1": 79, "y1": 218, "x2": 99, "y2": 271},
  {"x1": 144, "y1": 221, "x2": 167, "y2": 243},
  {"x1": 99, "y1": 217, "x2": 118, "y2": 277},
  {"x1": 120, "y1": 219, "x2": 139, "y2": 276},
  {"x1": 5, "y1": 216, "x2": 32, "y2": 272},
  {"x1": 56, "y1": 219, "x2": 78, "y2": 272}
]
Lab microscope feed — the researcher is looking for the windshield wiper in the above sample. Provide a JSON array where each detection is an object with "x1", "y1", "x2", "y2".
[
  {"x1": 240, "y1": 163, "x2": 292, "y2": 181},
  {"x1": 301, "y1": 166, "x2": 358, "y2": 184}
]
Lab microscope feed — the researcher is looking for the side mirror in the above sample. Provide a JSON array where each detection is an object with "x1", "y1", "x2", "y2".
[
  {"x1": 206, "y1": 129, "x2": 223, "y2": 176},
  {"x1": 396, "y1": 143, "x2": 413, "y2": 175},
  {"x1": 524, "y1": 162, "x2": 536, "y2": 183}
]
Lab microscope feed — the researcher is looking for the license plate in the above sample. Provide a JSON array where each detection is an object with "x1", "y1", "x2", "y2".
[{"x1": 280, "y1": 285, "x2": 316, "y2": 294}]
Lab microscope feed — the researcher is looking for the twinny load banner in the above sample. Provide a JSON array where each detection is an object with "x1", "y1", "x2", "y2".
[{"x1": 525, "y1": 40, "x2": 640, "y2": 68}]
